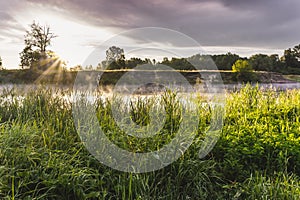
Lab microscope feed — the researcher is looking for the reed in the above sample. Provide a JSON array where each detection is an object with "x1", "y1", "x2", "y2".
[{"x1": 0, "y1": 85, "x2": 299, "y2": 199}]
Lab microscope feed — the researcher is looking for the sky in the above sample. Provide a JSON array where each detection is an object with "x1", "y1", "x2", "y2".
[{"x1": 0, "y1": 0, "x2": 300, "y2": 69}]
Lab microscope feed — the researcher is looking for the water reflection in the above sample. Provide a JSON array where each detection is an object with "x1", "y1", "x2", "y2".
[{"x1": 0, "y1": 82, "x2": 300, "y2": 101}]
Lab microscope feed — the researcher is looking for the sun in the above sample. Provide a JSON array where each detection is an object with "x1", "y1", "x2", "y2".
[
  {"x1": 12, "y1": 4, "x2": 114, "y2": 69},
  {"x1": 34, "y1": 52, "x2": 68, "y2": 84}
]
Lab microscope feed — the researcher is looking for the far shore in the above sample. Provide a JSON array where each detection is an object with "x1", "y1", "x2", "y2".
[{"x1": 0, "y1": 69, "x2": 300, "y2": 86}]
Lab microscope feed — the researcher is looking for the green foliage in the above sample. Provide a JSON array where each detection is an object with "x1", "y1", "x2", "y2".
[
  {"x1": 232, "y1": 60, "x2": 257, "y2": 82},
  {"x1": 249, "y1": 54, "x2": 280, "y2": 71},
  {"x1": 125, "y1": 57, "x2": 147, "y2": 69},
  {"x1": 232, "y1": 59, "x2": 253, "y2": 72},
  {"x1": 215, "y1": 85, "x2": 300, "y2": 180},
  {"x1": 212, "y1": 52, "x2": 241, "y2": 70},
  {"x1": 0, "y1": 86, "x2": 299, "y2": 199},
  {"x1": 283, "y1": 44, "x2": 300, "y2": 69},
  {"x1": 236, "y1": 172, "x2": 300, "y2": 199},
  {"x1": 222, "y1": 172, "x2": 300, "y2": 199},
  {"x1": 161, "y1": 57, "x2": 194, "y2": 70},
  {"x1": 186, "y1": 54, "x2": 215, "y2": 70}
]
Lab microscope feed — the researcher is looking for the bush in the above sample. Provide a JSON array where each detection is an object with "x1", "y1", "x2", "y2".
[{"x1": 232, "y1": 60, "x2": 253, "y2": 73}]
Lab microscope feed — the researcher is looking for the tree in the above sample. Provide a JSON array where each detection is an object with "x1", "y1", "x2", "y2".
[
  {"x1": 232, "y1": 59, "x2": 253, "y2": 72},
  {"x1": 0, "y1": 56, "x2": 2, "y2": 69},
  {"x1": 269, "y1": 54, "x2": 285, "y2": 71},
  {"x1": 292, "y1": 44, "x2": 300, "y2": 62},
  {"x1": 186, "y1": 54, "x2": 214, "y2": 70},
  {"x1": 125, "y1": 57, "x2": 147, "y2": 69},
  {"x1": 162, "y1": 57, "x2": 194, "y2": 70},
  {"x1": 212, "y1": 52, "x2": 241, "y2": 70},
  {"x1": 249, "y1": 54, "x2": 274, "y2": 71},
  {"x1": 105, "y1": 46, "x2": 125, "y2": 69},
  {"x1": 282, "y1": 45, "x2": 300, "y2": 68},
  {"x1": 19, "y1": 21, "x2": 57, "y2": 70},
  {"x1": 232, "y1": 59, "x2": 257, "y2": 82},
  {"x1": 106, "y1": 46, "x2": 124, "y2": 62}
]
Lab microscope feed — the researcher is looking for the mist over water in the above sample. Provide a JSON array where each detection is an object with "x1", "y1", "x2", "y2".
[{"x1": 1, "y1": 82, "x2": 300, "y2": 94}]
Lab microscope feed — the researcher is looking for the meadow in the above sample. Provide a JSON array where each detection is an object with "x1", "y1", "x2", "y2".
[{"x1": 0, "y1": 85, "x2": 299, "y2": 199}]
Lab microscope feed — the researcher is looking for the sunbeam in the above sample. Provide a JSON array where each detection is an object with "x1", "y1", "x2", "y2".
[{"x1": 34, "y1": 54, "x2": 66, "y2": 84}]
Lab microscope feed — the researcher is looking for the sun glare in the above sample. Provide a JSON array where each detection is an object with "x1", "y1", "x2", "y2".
[{"x1": 12, "y1": 5, "x2": 114, "y2": 68}]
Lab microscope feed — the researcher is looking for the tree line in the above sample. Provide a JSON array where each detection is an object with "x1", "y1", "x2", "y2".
[{"x1": 103, "y1": 46, "x2": 300, "y2": 74}]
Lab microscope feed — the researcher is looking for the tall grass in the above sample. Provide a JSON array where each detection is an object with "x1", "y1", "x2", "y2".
[{"x1": 0, "y1": 85, "x2": 299, "y2": 199}]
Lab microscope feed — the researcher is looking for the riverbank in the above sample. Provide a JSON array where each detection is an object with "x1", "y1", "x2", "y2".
[{"x1": 0, "y1": 69, "x2": 298, "y2": 85}]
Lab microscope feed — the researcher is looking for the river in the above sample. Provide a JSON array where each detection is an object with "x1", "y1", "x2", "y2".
[{"x1": 1, "y1": 82, "x2": 300, "y2": 93}]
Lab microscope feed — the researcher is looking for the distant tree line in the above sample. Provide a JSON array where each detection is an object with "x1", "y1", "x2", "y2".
[{"x1": 99, "y1": 45, "x2": 300, "y2": 74}]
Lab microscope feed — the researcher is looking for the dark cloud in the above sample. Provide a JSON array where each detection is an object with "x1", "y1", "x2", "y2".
[{"x1": 10, "y1": 0, "x2": 300, "y2": 49}]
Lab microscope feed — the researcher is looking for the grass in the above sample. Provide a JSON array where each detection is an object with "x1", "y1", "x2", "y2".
[{"x1": 0, "y1": 85, "x2": 299, "y2": 199}]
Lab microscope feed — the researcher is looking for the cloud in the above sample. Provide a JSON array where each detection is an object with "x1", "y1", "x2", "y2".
[
  {"x1": 0, "y1": 1, "x2": 26, "y2": 44},
  {"x1": 22, "y1": 0, "x2": 300, "y2": 50}
]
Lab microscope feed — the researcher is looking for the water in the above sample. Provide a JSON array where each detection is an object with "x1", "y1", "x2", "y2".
[{"x1": 1, "y1": 82, "x2": 300, "y2": 94}]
